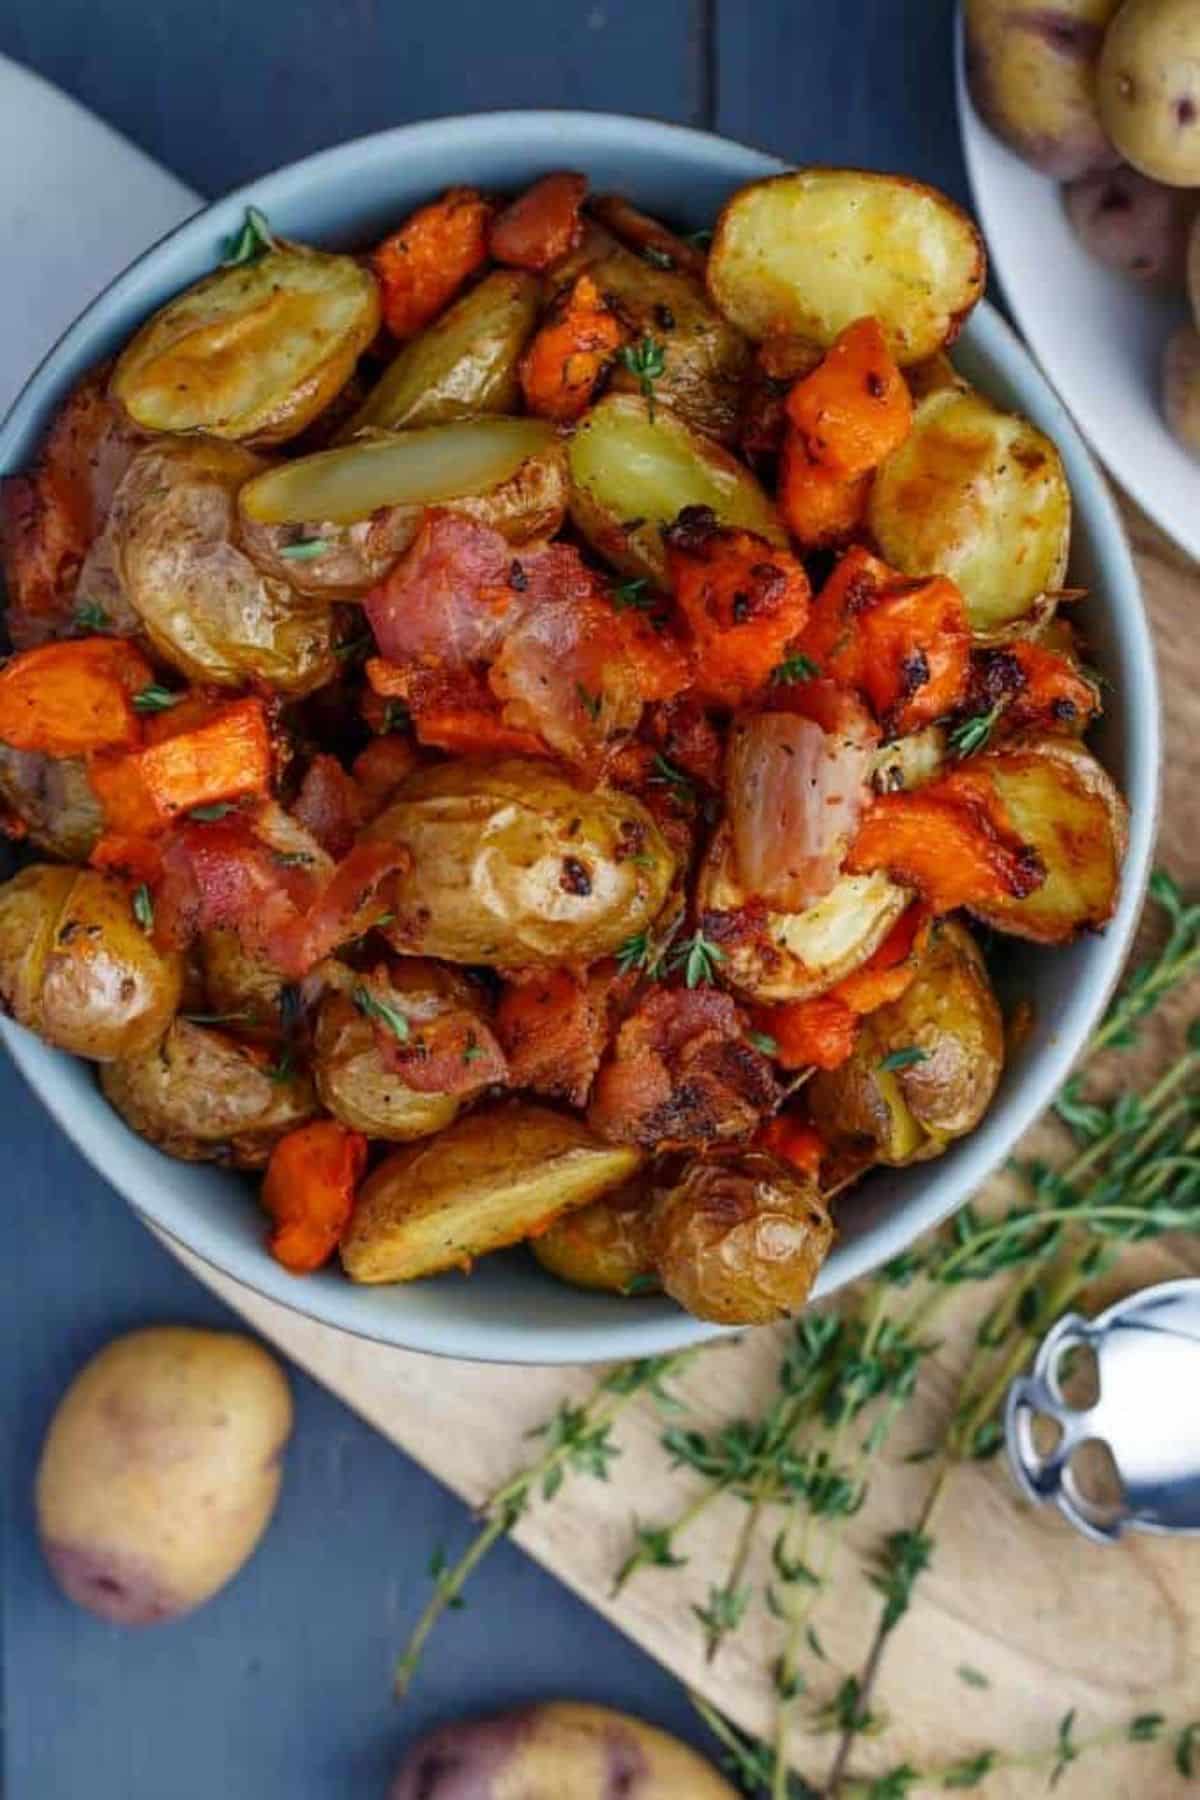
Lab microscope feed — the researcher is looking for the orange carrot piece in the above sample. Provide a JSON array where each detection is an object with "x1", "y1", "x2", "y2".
[
  {"x1": 612, "y1": 608, "x2": 693, "y2": 703},
  {"x1": 762, "y1": 994, "x2": 860, "y2": 1071},
  {"x1": 413, "y1": 704, "x2": 550, "y2": 758},
  {"x1": 831, "y1": 905, "x2": 930, "y2": 1014},
  {"x1": 785, "y1": 317, "x2": 912, "y2": 480},
  {"x1": 846, "y1": 775, "x2": 1044, "y2": 915},
  {"x1": 0, "y1": 637, "x2": 152, "y2": 757},
  {"x1": 976, "y1": 640, "x2": 1101, "y2": 736},
  {"x1": 778, "y1": 429, "x2": 870, "y2": 549},
  {"x1": 371, "y1": 187, "x2": 492, "y2": 340},
  {"x1": 90, "y1": 697, "x2": 272, "y2": 836},
  {"x1": 489, "y1": 171, "x2": 587, "y2": 271},
  {"x1": 755, "y1": 1115, "x2": 827, "y2": 1178},
  {"x1": 89, "y1": 832, "x2": 164, "y2": 886},
  {"x1": 261, "y1": 1120, "x2": 368, "y2": 1274},
  {"x1": 519, "y1": 273, "x2": 625, "y2": 422},
  {"x1": 663, "y1": 506, "x2": 811, "y2": 707}
]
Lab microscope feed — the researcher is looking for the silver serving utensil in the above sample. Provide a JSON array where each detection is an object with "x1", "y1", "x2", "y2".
[{"x1": 1005, "y1": 1278, "x2": 1200, "y2": 1544}]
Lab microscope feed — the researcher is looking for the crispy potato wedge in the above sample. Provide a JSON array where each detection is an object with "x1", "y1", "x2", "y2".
[
  {"x1": 238, "y1": 423, "x2": 567, "y2": 598},
  {"x1": 707, "y1": 170, "x2": 985, "y2": 364},
  {"x1": 340, "y1": 1101, "x2": 644, "y2": 1282},
  {"x1": 697, "y1": 822, "x2": 911, "y2": 1002},
  {"x1": 868, "y1": 386, "x2": 1071, "y2": 639},
  {"x1": 110, "y1": 242, "x2": 380, "y2": 445},
  {"x1": 567, "y1": 394, "x2": 784, "y2": 587},
  {"x1": 969, "y1": 737, "x2": 1128, "y2": 943},
  {"x1": 342, "y1": 270, "x2": 541, "y2": 435}
]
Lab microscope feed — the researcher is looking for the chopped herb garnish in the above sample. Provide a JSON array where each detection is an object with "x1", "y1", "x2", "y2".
[
  {"x1": 667, "y1": 929, "x2": 726, "y2": 989},
  {"x1": 878, "y1": 1046, "x2": 929, "y2": 1073},
  {"x1": 132, "y1": 684, "x2": 182, "y2": 715},
  {"x1": 353, "y1": 983, "x2": 411, "y2": 1042},
  {"x1": 266, "y1": 1046, "x2": 294, "y2": 1084},
  {"x1": 771, "y1": 653, "x2": 820, "y2": 685},
  {"x1": 949, "y1": 702, "x2": 1004, "y2": 759},
  {"x1": 610, "y1": 577, "x2": 654, "y2": 612},
  {"x1": 335, "y1": 633, "x2": 373, "y2": 662},
  {"x1": 619, "y1": 335, "x2": 667, "y2": 419},
  {"x1": 73, "y1": 601, "x2": 110, "y2": 633},
  {"x1": 957, "y1": 1664, "x2": 990, "y2": 1690},
  {"x1": 462, "y1": 1036, "x2": 485, "y2": 1065},
  {"x1": 649, "y1": 752, "x2": 696, "y2": 805},
  {"x1": 616, "y1": 931, "x2": 655, "y2": 976},
  {"x1": 131, "y1": 884, "x2": 154, "y2": 933},
  {"x1": 221, "y1": 206, "x2": 276, "y2": 267},
  {"x1": 747, "y1": 1030, "x2": 779, "y2": 1055},
  {"x1": 188, "y1": 802, "x2": 236, "y2": 823},
  {"x1": 383, "y1": 701, "x2": 411, "y2": 734},
  {"x1": 641, "y1": 244, "x2": 675, "y2": 270},
  {"x1": 279, "y1": 538, "x2": 330, "y2": 561},
  {"x1": 620, "y1": 1272, "x2": 661, "y2": 1296},
  {"x1": 182, "y1": 1009, "x2": 254, "y2": 1026},
  {"x1": 685, "y1": 227, "x2": 713, "y2": 249},
  {"x1": 575, "y1": 682, "x2": 603, "y2": 722},
  {"x1": 273, "y1": 850, "x2": 315, "y2": 868}
]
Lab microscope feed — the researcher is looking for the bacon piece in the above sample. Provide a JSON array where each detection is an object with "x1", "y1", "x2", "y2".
[
  {"x1": 364, "y1": 509, "x2": 520, "y2": 668},
  {"x1": 292, "y1": 754, "x2": 372, "y2": 860},
  {"x1": 664, "y1": 506, "x2": 811, "y2": 708},
  {"x1": 489, "y1": 592, "x2": 643, "y2": 763},
  {"x1": 726, "y1": 710, "x2": 873, "y2": 911},
  {"x1": 355, "y1": 963, "x2": 507, "y2": 1097},
  {"x1": 352, "y1": 733, "x2": 422, "y2": 801},
  {"x1": 489, "y1": 172, "x2": 587, "y2": 271},
  {"x1": 496, "y1": 963, "x2": 629, "y2": 1107},
  {"x1": 647, "y1": 696, "x2": 724, "y2": 788}
]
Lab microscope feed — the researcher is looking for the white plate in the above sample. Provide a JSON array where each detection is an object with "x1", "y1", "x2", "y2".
[{"x1": 954, "y1": 11, "x2": 1198, "y2": 561}]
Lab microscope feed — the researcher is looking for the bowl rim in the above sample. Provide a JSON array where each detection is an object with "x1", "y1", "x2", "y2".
[{"x1": 0, "y1": 109, "x2": 1161, "y2": 1364}]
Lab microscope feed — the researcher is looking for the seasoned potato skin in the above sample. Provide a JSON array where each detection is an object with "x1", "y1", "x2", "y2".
[
  {"x1": 199, "y1": 928, "x2": 289, "y2": 1040},
  {"x1": 111, "y1": 438, "x2": 338, "y2": 692},
  {"x1": 964, "y1": 0, "x2": 1121, "y2": 180},
  {"x1": 1097, "y1": 0, "x2": 1200, "y2": 187},
  {"x1": 531, "y1": 1172, "x2": 658, "y2": 1293},
  {"x1": 808, "y1": 920, "x2": 1004, "y2": 1164},
  {"x1": 110, "y1": 240, "x2": 381, "y2": 443},
  {"x1": 649, "y1": 1150, "x2": 833, "y2": 1325},
  {"x1": 389, "y1": 1701, "x2": 738, "y2": 1800},
  {"x1": 341, "y1": 1101, "x2": 644, "y2": 1283},
  {"x1": 101, "y1": 1018, "x2": 317, "y2": 1166},
  {"x1": 313, "y1": 967, "x2": 472, "y2": 1142},
  {"x1": 0, "y1": 864, "x2": 182, "y2": 1061},
  {"x1": 0, "y1": 746, "x2": 103, "y2": 861},
  {"x1": 35, "y1": 1327, "x2": 291, "y2": 1625},
  {"x1": 368, "y1": 757, "x2": 676, "y2": 968}
]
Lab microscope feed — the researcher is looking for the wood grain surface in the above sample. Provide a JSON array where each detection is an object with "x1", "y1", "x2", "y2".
[{"x1": 175, "y1": 495, "x2": 1200, "y2": 1793}]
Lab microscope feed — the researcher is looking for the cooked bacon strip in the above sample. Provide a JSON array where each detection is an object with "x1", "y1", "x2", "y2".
[
  {"x1": 664, "y1": 505, "x2": 811, "y2": 708},
  {"x1": 261, "y1": 1121, "x2": 368, "y2": 1274},
  {"x1": 490, "y1": 172, "x2": 587, "y2": 271},
  {"x1": 489, "y1": 592, "x2": 643, "y2": 763},
  {"x1": 357, "y1": 963, "x2": 508, "y2": 1096},
  {"x1": 371, "y1": 186, "x2": 492, "y2": 339},
  {"x1": 496, "y1": 963, "x2": 629, "y2": 1107},
  {"x1": 364, "y1": 510, "x2": 521, "y2": 669},
  {"x1": 293, "y1": 755, "x2": 373, "y2": 860},
  {"x1": 590, "y1": 194, "x2": 708, "y2": 281},
  {"x1": 846, "y1": 769, "x2": 1044, "y2": 915},
  {"x1": 0, "y1": 638, "x2": 152, "y2": 757},
  {"x1": 352, "y1": 733, "x2": 422, "y2": 802},
  {"x1": 588, "y1": 986, "x2": 778, "y2": 1149},
  {"x1": 519, "y1": 273, "x2": 625, "y2": 422}
]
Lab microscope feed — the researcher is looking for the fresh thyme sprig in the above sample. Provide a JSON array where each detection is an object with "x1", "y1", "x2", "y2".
[{"x1": 620, "y1": 335, "x2": 667, "y2": 419}]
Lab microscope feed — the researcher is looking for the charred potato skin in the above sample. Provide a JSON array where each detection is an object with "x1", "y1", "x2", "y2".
[
  {"x1": 0, "y1": 864, "x2": 182, "y2": 1061},
  {"x1": 313, "y1": 972, "x2": 467, "y2": 1142},
  {"x1": 649, "y1": 1150, "x2": 834, "y2": 1326},
  {"x1": 100, "y1": 1019, "x2": 317, "y2": 1166},
  {"x1": 531, "y1": 1174, "x2": 658, "y2": 1293},
  {"x1": 964, "y1": 0, "x2": 1121, "y2": 181},
  {"x1": 367, "y1": 757, "x2": 677, "y2": 968}
]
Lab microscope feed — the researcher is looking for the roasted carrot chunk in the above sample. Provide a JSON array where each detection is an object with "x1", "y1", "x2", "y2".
[
  {"x1": 367, "y1": 658, "x2": 550, "y2": 758},
  {"x1": 785, "y1": 317, "x2": 912, "y2": 480},
  {"x1": 846, "y1": 773, "x2": 1045, "y2": 915},
  {"x1": 968, "y1": 641, "x2": 1101, "y2": 738},
  {"x1": 372, "y1": 186, "x2": 492, "y2": 339},
  {"x1": 755, "y1": 1115, "x2": 827, "y2": 1178},
  {"x1": 761, "y1": 994, "x2": 860, "y2": 1071},
  {"x1": 778, "y1": 429, "x2": 870, "y2": 549},
  {"x1": 90, "y1": 697, "x2": 272, "y2": 836},
  {"x1": 261, "y1": 1120, "x2": 368, "y2": 1274},
  {"x1": 489, "y1": 171, "x2": 587, "y2": 271},
  {"x1": 0, "y1": 637, "x2": 152, "y2": 757},
  {"x1": 663, "y1": 504, "x2": 811, "y2": 707},
  {"x1": 832, "y1": 905, "x2": 930, "y2": 1014},
  {"x1": 519, "y1": 273, "x2": 625, "y2": 422}
]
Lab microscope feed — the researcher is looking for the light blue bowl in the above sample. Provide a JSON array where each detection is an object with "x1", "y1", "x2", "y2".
[{"x1": 0, "y1": 113, "x2": 1160, "y2": 1364}]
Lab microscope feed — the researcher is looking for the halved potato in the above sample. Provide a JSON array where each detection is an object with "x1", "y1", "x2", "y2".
[
  {"x1": 697, "y1": 821, "x2": 911, "y2": 1002},
  {"x1": 342, "y1": 269, "x2": 541, "y2": 435},
  {"x1": 238, "y1": 422, "x2": 567, "y2": 598},
  {"x1": 567, "y1": 394, "x2": 784, "y2": 587},
  {"x1": 340, "y1": 1101, "x2": 643, "y2": 1283},
  {"x1": 707, "y1": 170, "x2": 985, "y2": 364},
  {"x1": 110, "y1": 241, "x2": 380, "y2": 444},
  {"x1": 871, "y1": 725, "x2": 947, "y2": 795},
  {"x1": 969, "y1": 737, "x2": 1128, "y2": 943},
  {"x1": 867, "y1": 386, "x2": 1071, "y2": 639}
]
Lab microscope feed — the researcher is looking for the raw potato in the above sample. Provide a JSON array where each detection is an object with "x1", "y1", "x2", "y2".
[
  {"x1": 368, "y1": 757, "x2": 676, "y2": 968},
  {"x1": 0, "y1": 746, "x2": 102, "y2": 860},
  {"x1": 238, "y1": 422, "x2": 567, "y2": 598},
  {"x1": 567, "y1": 393, "x2": 784, "y2": 587},
  {"x1": 111, "y1": 439, "x2": 338, "y2": 693},
  {"x1": 341, "y1": 1101, "x2": 644, "y2": 1283},
  {"x1": 35, "y1": 1327, "x2": 291, "y2": 1625},
  {"x1": 389, "y1": 1701, "x2": 737, "y2": 1800},
  {"x1": 1065, "y1": 164, "x2": 1195, "y2": 285},
  {"x1": 0, "y1": 864, "x2": 182, "y2": 1060},
  {"x1": 968, "y1": 737, "x2": 1129, "y2": 942},
  {"x1": 342, "y1": 269, "x2": 541, "y2": 434},
  {"x1": 649, "y1": 1150, "x2": 834, "y2": 1325},
  {"x1": 707, "y1": 170, "x2": 985, "y2": 364},
  {"x1": 531, "y1": 1173, "x2": 658, "y2": 1293},
  {"x1": 808, "y1": 920, "x2": 1004, "y2": 1165},
  {"x1": 101, "y1": 1018, "x2": 317, "y2": 1166},
  {"x1": 696, "y1": 822, "x2": 911, "y2": 1003},
  {"x1": 1162, "y1": 322, "x2": 1200, "y2": 454},
  {"x1": 1097, "y1": 0, "x2": 1200, "y2": 187},
  {"x1": 868, "y1": 385, "x2": 1071, "y2": 638},
  {"x1": 313, "y1": 966, "x2": 472, "y2": 1142},
  {"x1": 964, "y1": 0, "x2": 1121, "y2": 180},
  {"x1": 110, "y1": 239, "x2": 380, "y2": 443}
]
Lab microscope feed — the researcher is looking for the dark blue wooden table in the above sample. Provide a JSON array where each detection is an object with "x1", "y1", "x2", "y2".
[{"x1": 0, "y1": 3, "x2": 966, "y2": 1792}]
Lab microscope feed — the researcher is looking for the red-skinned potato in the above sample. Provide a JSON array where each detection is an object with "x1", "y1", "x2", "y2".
[{"x1": 964, "y1": 0, "x2": 1121, "y2": 181}]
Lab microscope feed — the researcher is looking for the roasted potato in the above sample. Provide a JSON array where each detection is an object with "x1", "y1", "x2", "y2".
[
  {"x1": 110, "y1": 237, "x2": 380, "y2": 443},
  {"x1": 0, "y1": 864, "x2": 182, "y2": 1060},
  {"x1": 1097, "y1": 0, "x2": 1200, "y2": 187},
  {"x1": 0, "y1": 746, "x2": 103, "y2": 860},
  {"x1": 871, "y1": 725, "x2": 948, "y2": 795},
  {"x1": 340, "y1": 1101, "x2": 643, "y2": 1283},
  {"x1": 238, "y1": 419, "x2": 567, "y2": 598},
  {"x1": 707, "y1": 170, "x2": 985, "y2": 365},
  {"x1": 343, "y1": 269, "x2": 541, "y2": 434},
  {"x1": 867, "y1": 385, "x2": 1071, "y2": 639},
  {"x1": 1163, "y1": 323, "x2": 1200, "y2": 455},
  {"x1": 313, "y1": 967, "x2": 474, "y2": 1142},
  {"x1": 1065, "y1": 165, "x2": 1195, "y2": 286},
  {"x1": 110, "y1": 439, "x2": 338, "y2": 692},
  {"x1": 100, "y1": 1018, "x2": 317, "y2": 1165},
  {"x1": 567, "y1": 393, "x2": 784, "y2": 587},
  {"x1": 530, "y1": 1171, "x2": 658, "y2": 1293},
  {"x1": 198, "y1": 928, "x2": 290, "y2": 1040},
  {"x1": 367, "y1": 757, "x2": 676, "y2": 968},
  {"x1": 649, "y1": 1149, "x2": 833, "y2": 1325},
  {"x1": 968, "y1": 737, "x2": 1128, "y2": 942},
  {"x1": 389, "y1": 1702, "x2": 737, "y2": 1800},
  {"x1": 807, "y1": 920, "x2": 1004, "y2": 1164},
  {"x1": 697, "y1": 821, "x2": 911, "y2": 1003},
  {"x1": 36, "y1": 1327, "x2": 291, "y2": 1625},
  {"x1": 904, "y1": 350, "x2": 967, "y2": 403},
  {"x1": 964, "y1": 0, "x2": 1121, "y2": 180}
]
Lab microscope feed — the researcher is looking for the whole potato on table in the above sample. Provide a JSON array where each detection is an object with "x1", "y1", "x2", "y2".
[
  {"x1": 35, "y1": 1327, "x2": 291, "y2": 1625},
  {"x1": 531, "y1": 1170, "x2": 659, "y2": 1293},
  {"x1": 964, "y1": 0, "x2": 1121, "y2": 179},
  {"x1": 366, "y1": 756, "x2": 676, "y2": 968},
  {"x1": 101, "y1": 1017, "x2": 317, "y2": 1166},
  {"x1": 389, "y1": 1700, "x2": 737, "y2": 1799},
  {"x1": 1097, "y1": 0, "x2": 1200, "y2": 186},
  {"x1": 0, "y1": 863, "x2": 182, "y2": 1060},
  {"x1": 1065, "y1": 163, "x2": 1195, "y2": 285},
  {"x1": 0, "y1": 745, "x2": 103, "y2": 860},
  {"x1": 1164, "y1": 321, "x2": 1200, "y2": 453}
]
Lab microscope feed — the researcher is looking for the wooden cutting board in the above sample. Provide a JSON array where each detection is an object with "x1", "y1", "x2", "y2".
[{"x1": 168, "y1": 494, "x2": 1200, "y2": 1795}]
